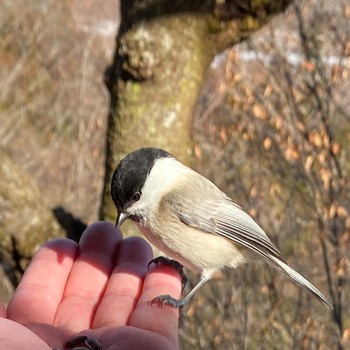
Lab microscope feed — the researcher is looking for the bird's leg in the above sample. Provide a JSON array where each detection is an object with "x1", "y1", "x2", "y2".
[{"x1": 148, "y1": 257, "x2": 213, "y2": 325}]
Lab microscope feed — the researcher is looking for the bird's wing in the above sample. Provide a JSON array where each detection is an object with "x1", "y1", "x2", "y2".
[
  {"x1": 164, "y1": 174, "x2": 285, "y2": 263},
  {"x1": 163, "y1": 173, "x2": 333, "y2": 309}
]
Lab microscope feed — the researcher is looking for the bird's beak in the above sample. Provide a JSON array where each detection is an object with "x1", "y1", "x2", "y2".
[{"x1": 115, "y1": 212, "x2": 128, "y2": 228}]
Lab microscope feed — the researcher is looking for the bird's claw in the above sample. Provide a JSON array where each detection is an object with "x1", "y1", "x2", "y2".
[
  {"x1": 65, "y1": 335, "x2": 104, "y2": 350},
  {"x1": 151, "y1": 294, "x2": 187, "y2": 308},
  {"x1": 148, "y1": 256, "x2": 188, "y2": 291},
  {"x1": 151, "y1": 294, "x2": 187, "y2": 326}
]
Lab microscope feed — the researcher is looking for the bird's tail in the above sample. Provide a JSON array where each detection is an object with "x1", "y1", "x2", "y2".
[{"x1": 269, "y1": 255, "x2": 333, "y2": 309}]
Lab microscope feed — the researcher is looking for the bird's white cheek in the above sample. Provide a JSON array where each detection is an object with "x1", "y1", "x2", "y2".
[{"x1": 126, "y1": 203, "x2": 148, "y2": 223}]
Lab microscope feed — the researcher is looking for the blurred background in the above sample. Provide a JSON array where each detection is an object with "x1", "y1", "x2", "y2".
[{"x1": 0, "y1": 0, "x2": 349, "y2": 349}]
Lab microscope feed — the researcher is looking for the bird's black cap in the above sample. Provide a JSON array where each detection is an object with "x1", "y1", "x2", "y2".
[{"x1": 111, "y1": 147, "x2": 172, "y2": 212}]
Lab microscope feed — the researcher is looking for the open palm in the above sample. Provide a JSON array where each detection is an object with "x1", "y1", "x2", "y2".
[{"x1": 2, "y1": 222, "x2": 181, "y2": 350}]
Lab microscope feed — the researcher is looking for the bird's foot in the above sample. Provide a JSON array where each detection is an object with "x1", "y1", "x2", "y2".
[
  {"x1": 155, "y1": 294, "x2": 190, "y2": 326},
  {"x1": 151, "y1": 294, "x2": 188, "y2": 308},
  {"x1": 148, "y1": 256, "x2": 188, "y2": 291},
  {"x1": 151, "y1": 294, "x2": 187, "y2": 326}
]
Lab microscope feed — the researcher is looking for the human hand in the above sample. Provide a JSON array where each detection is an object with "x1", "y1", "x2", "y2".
[{"x1": 2, "y1": 221, "x2": 181, "y2": 349}]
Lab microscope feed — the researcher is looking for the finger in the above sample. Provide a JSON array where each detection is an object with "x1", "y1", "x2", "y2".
[
  {"x1": 0, "y1": 318, "x2": 52, "y2": 349},
  {"x1": 93, "y1": 236, "x2": 153, "y2": 328},
  {"x1": 7, "y1": 238, "x2": 78, "y2": 325},
  {"x1": 54, "y1": 221, "x2": 121, "y2": 332},
  {"x1": 129, "y1": 262, "x2": 182, "y2": 345}
]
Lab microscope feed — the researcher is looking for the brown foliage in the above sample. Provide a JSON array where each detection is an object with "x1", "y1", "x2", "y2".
[{"x1": 189, "y1": 0, "x2": 349, "y2": 349}]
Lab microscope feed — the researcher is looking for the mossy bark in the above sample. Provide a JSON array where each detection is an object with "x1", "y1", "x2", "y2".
[{"x1": 100, "y1": 1, "x2": 217, "y2": 228}]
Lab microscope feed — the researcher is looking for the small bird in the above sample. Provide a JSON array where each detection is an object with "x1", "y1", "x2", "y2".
[{"x1": 111, "y1": 147, "x2": 332, "y2": 309}]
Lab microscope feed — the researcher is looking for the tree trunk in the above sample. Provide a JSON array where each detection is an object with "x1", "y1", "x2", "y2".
[{"x1": 100, "y1": 0, "x2": 217, "y2": 228}]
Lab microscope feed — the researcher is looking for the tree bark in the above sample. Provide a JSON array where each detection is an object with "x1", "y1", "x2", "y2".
[{"x1": 100, "y1": 0, "x2": 217, "y2": 228}]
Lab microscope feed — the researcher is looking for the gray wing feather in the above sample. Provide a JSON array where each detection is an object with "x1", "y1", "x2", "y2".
[
  {"x1": 170, "y1": 179, "x2": 284, "y2": 262},
  {"x1": 166, "y1": 173, "x2": 332, "y2": 308}
]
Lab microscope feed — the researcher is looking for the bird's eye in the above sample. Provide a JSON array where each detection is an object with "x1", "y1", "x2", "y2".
[{"x1": 131, "y1": 191, "x2": 141, "y2": 202}]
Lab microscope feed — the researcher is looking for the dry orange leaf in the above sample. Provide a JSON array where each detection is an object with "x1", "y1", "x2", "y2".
[
  {"x1": 320, "y1": 168, "x2": 331, "y2": 189},
  {"x1": 331, "y1": 143, "x2": 341, "y2": 155},
  {"x1": 253, "y1": 104, "x2": 266, "y2": 120},
  {"x1": 337, "y1": 206, "x2": 348, "y2": 218},
  {"x1": 263, "y1": 137, "x2": 272, "y2": 150},
  {"x1": 194, "y1": 144, "x2": 202, "y2": 159},
  {"x1": 309, "y1": 131, "x2": 323, "y2": 148},
  {"x1": 345, "y1": 4, "x2": 350, "y2": 18},
  {"x1": 304, "y1": 155, "x2": 314, "y2": 173},
  {"x1": 250, "y1": 185, "x2": 258, "y2": 198},
  {"x1": 219, "y1": 128, "x2": 228, "y2": 144},
  {"x1": 285, "y1": 146, "x2": 300, "y2": 161},
  {"x1": 274, "y1": 116, "x2": 283, "y2": 130}
]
